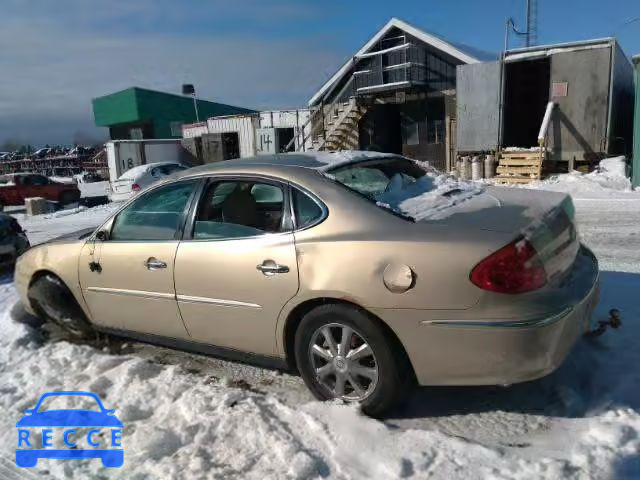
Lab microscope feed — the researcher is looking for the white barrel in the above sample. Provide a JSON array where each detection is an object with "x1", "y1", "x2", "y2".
[
  {"x1": 471, "y1": 156, "x2": 484, "y2": 180},
  {"x1": 455, "y1": 157, "x2": 463, "y2": 178},
  {"x1": 484, "y1": 155, "x2": 495, "y2": 179},
  {"x1": 460, "y1": 156, "x2": 470, "y2": 180}
]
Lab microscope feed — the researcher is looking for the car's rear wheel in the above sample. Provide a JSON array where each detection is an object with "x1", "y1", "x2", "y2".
[
  {"x1": 28, "y1": 274, "x2": 94, "y2": 338},
  {"x1": 59, "y1": 190, "x2": 80, "y2": 205},
  {"x1": 294, "y1": 304, "x2": 412, "y2": 417}
]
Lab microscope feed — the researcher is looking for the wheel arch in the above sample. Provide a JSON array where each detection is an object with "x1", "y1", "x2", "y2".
[{"x1": 282, "y1": 297, "x2": 416, "y2": 381}]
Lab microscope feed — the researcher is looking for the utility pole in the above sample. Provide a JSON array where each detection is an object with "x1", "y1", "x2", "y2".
[
  {"x1": 182, "y1": 84, "x2": 200, "y2": 122},
  {"x1": 525, "y1": 0, "x2": 538, "y2": 47}
]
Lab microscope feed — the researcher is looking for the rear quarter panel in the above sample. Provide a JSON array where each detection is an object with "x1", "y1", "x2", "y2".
[{"x1": 275, "y1": 171, "x2": 515, "y2": 354}]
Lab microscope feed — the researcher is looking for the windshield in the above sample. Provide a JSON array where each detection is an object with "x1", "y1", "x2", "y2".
[{"x1": 37, "y1": 395, "x2": 101, "y2": 412}]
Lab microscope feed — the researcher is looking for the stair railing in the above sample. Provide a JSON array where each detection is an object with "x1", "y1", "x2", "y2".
[
  {"x1": 284, "y1": 74, "x2": 357, "y2": 152},
  {"x1": 536, "y1": 101, "x2": 556, "y2": 177}
]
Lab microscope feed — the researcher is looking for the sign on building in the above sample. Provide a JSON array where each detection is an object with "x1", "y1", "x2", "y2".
[{"x1": 256, "y1": 128, "x2": 277, "y2": 155}]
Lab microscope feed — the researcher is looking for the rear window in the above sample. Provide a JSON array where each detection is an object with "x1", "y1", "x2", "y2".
[
  {"x1": 327, "y1": 157, "x2": 483, "y2": 222},
  {"x1": 328, "y1": 157, "x2": 427, "y2": 199}
]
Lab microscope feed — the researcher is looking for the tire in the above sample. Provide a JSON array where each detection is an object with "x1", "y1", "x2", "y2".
[
  {"x1": 59, "y1": 190, "x2": 80, "y2": 205},
  {"x1": 28, "y1": 274, "x2": 94, "y2": 338},
  {"x1": 294, "y1": 304, "x2": 413, "y2": 417}
]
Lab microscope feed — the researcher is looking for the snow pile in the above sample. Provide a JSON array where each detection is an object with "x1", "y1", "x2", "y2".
[
  {"x1": 527, "y1": 157, "x2": 635, "y2": 199},
  {"x1": 375, "y1": 172, "x2": 484, "y2": 221}
]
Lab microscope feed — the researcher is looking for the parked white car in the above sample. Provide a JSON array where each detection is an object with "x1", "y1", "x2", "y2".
[{"x1": 108, "y1": 162, "x2": 188, "y2": 202}]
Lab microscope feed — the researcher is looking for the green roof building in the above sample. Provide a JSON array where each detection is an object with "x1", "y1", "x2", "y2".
[{"x1": 92, "y1": 87, "x2": 255, "y2": 140}]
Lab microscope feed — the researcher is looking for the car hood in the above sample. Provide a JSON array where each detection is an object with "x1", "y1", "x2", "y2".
[
  {"x1": 45, "y1": 227, "x2": 96, "y2": 244},
  {"x1": 16, "y1": 410, "x2": 123, "y2": 427}
]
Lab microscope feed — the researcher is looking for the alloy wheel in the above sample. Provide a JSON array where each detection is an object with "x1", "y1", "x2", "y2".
[{"x1": 308, "y1": 323, "x2": 379, "y2": 401}]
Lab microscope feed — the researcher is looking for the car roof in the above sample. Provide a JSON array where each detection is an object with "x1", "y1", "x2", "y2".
[{"x1": 177, "y1": 151, "x2": 398, "y2": 180}]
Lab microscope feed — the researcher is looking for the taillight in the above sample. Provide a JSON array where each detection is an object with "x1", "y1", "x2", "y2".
[
  {"x1": 131, "y1": 183, "x2": 141, "y2": 191},
  {"x1": 470, "y1": 237, "x2": 547, "y2": 294}
]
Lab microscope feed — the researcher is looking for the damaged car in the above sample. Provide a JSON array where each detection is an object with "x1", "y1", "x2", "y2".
[{"x1": 14, "y1": 152, "x2": 599, "y2": 415}]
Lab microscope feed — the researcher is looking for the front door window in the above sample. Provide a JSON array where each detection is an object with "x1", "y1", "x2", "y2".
[{"x1": 110, "y1": 180, "x2": 197, "y2": 241}]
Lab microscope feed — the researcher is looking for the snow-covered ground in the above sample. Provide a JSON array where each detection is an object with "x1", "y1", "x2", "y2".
[{"x1": 0, "y1": 168, "x2": 638, "y2": 479}]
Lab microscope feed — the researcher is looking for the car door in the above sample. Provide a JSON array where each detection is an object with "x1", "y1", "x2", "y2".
[
  {"x1": 79, "y1": 179, "x2": 201, "y2": 339},
  {"x1": 174, "y1": 176, "x2": 299, "y2": 356}
]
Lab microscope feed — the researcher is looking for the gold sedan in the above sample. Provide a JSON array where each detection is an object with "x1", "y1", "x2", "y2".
[{"x1": 15, "y1": 152, "x2": 599, "y2": 415}]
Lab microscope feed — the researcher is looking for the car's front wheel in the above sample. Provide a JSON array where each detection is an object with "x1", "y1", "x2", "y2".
[
  {"x1": 294, "y1": 304, "x2": 412, "y2": 417},
  {"x1": 28, "y1": 274, "x2": 94, "y2": 338}
]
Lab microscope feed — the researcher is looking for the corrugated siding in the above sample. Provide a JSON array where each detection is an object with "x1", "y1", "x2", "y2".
[
  {"x1": 182, "y1": 123, "x2": 209, "y2": 138},
  {"x1": 456, "y1": 61, "x2": 501, "y2": 152},
  {"x1": 207, "y1": 116, "x2": 259, "y2": 157},
  {"x1": 259, "y1": 110, "x2": 311, "y2": 128}
]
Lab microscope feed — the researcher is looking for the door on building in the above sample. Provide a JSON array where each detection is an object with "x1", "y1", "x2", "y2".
[
  {"x1": 358, "y1": 104, "x2": 402, "y2": 154},
  {"x1": 502, "y1": 58, "x2": 551, "y2": 147}
]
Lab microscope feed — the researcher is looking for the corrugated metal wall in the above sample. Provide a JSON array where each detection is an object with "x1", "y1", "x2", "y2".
[
  {"x1": 456, "y1": 61, "x2": 501, "y2": 152},
  {"x1": 207, "y1": 115, "x2": 259, "y2": 158}
]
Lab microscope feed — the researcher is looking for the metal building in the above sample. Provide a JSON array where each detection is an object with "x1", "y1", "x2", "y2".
[
  {"x1": 457, "y1": 38, "x2": 634, "y2": 178},
  {"x1": 92, "y1": 87, "x2": 255, "y2": 140},
  {"x1": 181, "y1": 109, "x2": 312, "y2": 164}
]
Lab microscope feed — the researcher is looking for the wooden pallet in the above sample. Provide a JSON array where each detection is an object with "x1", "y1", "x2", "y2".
[{"x1": 494, "y1": 150, "x2": 544, "y2": 184}]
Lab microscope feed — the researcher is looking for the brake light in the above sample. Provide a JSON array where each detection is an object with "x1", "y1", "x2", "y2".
[
  {"x1": 131, "y1": 183, "x2": 141, "y2": 191},
  {"x1": 470, "y1": 237, "x2": 547, "y2": 294}
]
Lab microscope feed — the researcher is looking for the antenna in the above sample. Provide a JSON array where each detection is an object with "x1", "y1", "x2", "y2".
[{"x1": 525, "y1": 0, "x2": 538, "y2": 47}]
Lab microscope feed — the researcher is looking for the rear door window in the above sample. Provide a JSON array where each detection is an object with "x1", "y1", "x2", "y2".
[
  {"x1": 292, "y1": 189, "x2": 324, "y2": 229},
  {"x1": 192, "y1": 180, "x2": 288, "y2": 239}
]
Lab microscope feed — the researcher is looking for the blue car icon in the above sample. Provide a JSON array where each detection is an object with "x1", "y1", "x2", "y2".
[{"x1": 16, "y1": 391, "x2": 123, "y2": 468}]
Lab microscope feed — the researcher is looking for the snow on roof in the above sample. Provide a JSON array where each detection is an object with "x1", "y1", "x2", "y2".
[
  {"x1": 505, "y1": 38, "x2": 615, "y2": 62},
  {"x1": 308, "y1": 17, "x2": 480, "y2": 106}
]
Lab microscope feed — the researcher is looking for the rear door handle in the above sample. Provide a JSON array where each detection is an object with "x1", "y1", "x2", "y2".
[
  {"x1": 144, "y1": 257, "x2": 167, "y2": 270},
  {"x1": 256, "y1": 260, "x2": 289, "y2": 276}
]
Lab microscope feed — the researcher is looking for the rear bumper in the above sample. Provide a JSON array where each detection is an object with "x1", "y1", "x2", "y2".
[{"x1": 374, "y1": 247, "x2": 600, "y2": 386}]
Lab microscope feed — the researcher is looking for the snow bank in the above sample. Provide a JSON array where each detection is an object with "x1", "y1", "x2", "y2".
[
  {"x1": 525, "y1": 157, "x2": 636, "y2": 200},
  {"x1": 375, "y1": 172, "x2": 484, "y2": 221}
]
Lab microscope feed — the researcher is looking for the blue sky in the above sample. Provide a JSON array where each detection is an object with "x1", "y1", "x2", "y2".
[{"x1": 1, "y1": 0, "x2": 638, "y2": 146}]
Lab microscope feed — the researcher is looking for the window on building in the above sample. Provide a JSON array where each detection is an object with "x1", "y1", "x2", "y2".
[
  {"x1": 426, "y1": 98, "x2": 446, "y2": 145},
  {"x1": 400, "y1": 114, "x2": 420, "y2": 146}
]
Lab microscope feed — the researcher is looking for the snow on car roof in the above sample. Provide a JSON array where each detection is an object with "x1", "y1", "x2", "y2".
[
  {"x1": 118, "y1": 161, "x2": 183, "y2": 180},
  {"x1": 181, "y1": 151, "x2": 399, "y2": 177}
]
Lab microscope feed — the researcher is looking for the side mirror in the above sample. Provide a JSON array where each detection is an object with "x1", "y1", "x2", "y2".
[{"x1": 96, "y1": 230, "x2": 109, "y2": 242}]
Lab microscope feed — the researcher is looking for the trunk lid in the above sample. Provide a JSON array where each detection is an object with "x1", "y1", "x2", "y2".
[
  {"x1": 427, "y1": 187, "x2": 580, "y2": 282},
  {"x1": 110, "y1": 178, "x2": 134, "y2": 194}
]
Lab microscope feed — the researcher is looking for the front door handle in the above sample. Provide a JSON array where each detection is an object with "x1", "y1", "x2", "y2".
[
  {"x1": 256, "y1": 260, "x2": 289, "y2": 276},
  {"x1": 144, "y1": 257, "x2": 167, "y2": 270}
]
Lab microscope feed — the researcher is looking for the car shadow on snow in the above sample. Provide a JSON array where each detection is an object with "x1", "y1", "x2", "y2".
[{"x1": 388, "y1": 271, "x2": 640, "y2": 421}]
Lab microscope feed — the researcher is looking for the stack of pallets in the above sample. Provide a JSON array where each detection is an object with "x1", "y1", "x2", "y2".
[{"x1": 495, "y1": 150, "x2": 544, "y2": 184}]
